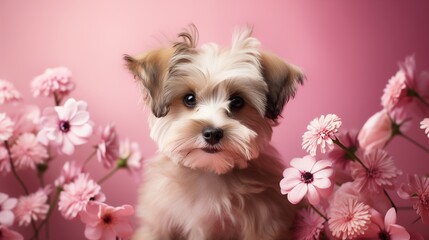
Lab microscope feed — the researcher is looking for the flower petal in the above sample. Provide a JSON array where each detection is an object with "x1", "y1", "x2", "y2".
[
  {"x1": 287, "y1": 183, "x2": 307, "y2": 204},
  {"x1": 313, "y1": 168, "x2": 334, "y2": 179},
  {"x1": 71, "y1": 124, "x2": 93, "y2": 138},
  {"x1": 84, "y1": 225, "x2": 102, "y2": 240},
  {"x1": 0, "y1": 211, "x2": 15, "y2": 226},
  {"x1": 311, "y1": 159, "x2": 332, "y2": 173},
  {"x1": 280, "y1": 178, "x2": 302, "y2": 193},
  {"x1": 389, "y1": 224, "x2": 410, "y2": 240},
  {"x1": 282, "y1": 167, "x2": 301, "y2": 178},
  {"x1": 290, "y1": 155, "x2": 315, "y2": 172},
  {"x1": 384, "y1": 207, "x2": 397, "y2": 230},
  {"x1": 113, "y1": 221, "x2": 133, "y2": 238},
  {"x1": 70, "y1": 111, "x2": 90, "y2": 125},
  {"x1": 61, "y1": 136, "x2": 75, "y2": 155},
  {"x1": 312, "y1": 178, "x2": 332, "y2": 189}
]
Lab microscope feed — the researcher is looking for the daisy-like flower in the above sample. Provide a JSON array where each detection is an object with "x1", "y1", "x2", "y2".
[
  {"x1": 0, "y1": 192, "x2": 17, "y2": 226},
  {"x1": 280, "y1": 155, "x2": 333, "y2": 205},
  {"x1": 327, "y1": 197, "x2": 372, "y2": 240},
  {"x1": 0, "y1": 144, "x2": 11, "y2": 174},
  {"x1": 292, "y1": 208, "x2": 326, "y2": 240},
  {"x1": 397, "y1": 174, "x2": 429, "y2": 224},
  {"x1": 37, "y1": 98, "x2": 93, "y2": 155},
  {"x1": 11, "y1": 133, "x2": 48, "y2": 170},
  {"x1": 97, "y1": 123, "x2": 119, "y2": 169},
  {"x1": 54, "y1": 161, "x2": 84, "y2": 187},
  {"x1": 80, "y1": 202, "x2": 134, "y2": 240},
  {"x1": 14, "y1": 188, "x2": 49, "y2": 226},
  {"x1": 364, "y1": 208, "x2": 410, "y2": 240},
  {"x1": 119, "y1": 139, "x2": 143, "y2": 172},
  {"x1": 302, "y1": 114, "x2": 342, "y2": 156},
  {"x1": 421, "y1": 118, "x2": 429, "y2": 138},
  {"x1": 31, "y1": 67, "x2": 74, "y2": 99},
  {"x1": 350, "y1": 149, "x2": 402, "y2": 193},
  {"x1": 0, "y1": 113, "x2": 14, "y2": 141},
  {"x1": 0, "y1": 79, "x2": 22, "y2": 104},
  {"x1": 381, "y1": 68, "x2": 408, "y2": 118},
  {"x1": 358, "y1": 109, "x2": 395, "y2": 151},
  {"x1": 0, "y1": 225, "x2": 24, "y2": 240},
  {"x1": 58, "y1": 173, "x2": 105, "y2": 220}
]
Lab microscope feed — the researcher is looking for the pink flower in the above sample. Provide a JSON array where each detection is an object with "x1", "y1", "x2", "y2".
[
  {"x1": 327, "y1": 197, "x2": 372, "y2": 240},
  {"x1": 397, "y1": 174, "x2": 429, "y2": 224},
  {"x1": 421, "y1": 118, "x2": 429, "y2": 138},
  {"x1": 0, "y1": 192, "x2": 17, "y2": 226},
  {"x1": 0, "y1": 144, "x2": 11, "y2": 174},
  {"x1": 350, "y1": 149, "x2": 402, "y2": 193},
  {"x1": 280, "y1": 155, "x2": 333, "y2": 205},
  {"x1": 0, "y1": 79, "x2": 22, "y2": 104},
  {"x1": 54, "y1": 161, "x2": 84, "y2": 187},
  {"x1": 58, "y1": 173, "x2": 105, "y2": 220},
  {"x1": 328, "y1": 129, "x2": 359, "y2": 169},
  {"x1": 97, "y1": 123, "x2": 119, "y2": 169},
  {"x1": 14, "y1": 189, "x2": 49, "y2": 226},
  {"x1": 38, "y1": 98, "x2": 93, "y2": 155},
  {"x1": 31, "y1": 67, "x2": 74, "y2": 99},
  {"x1": 302, "y1": 114, "x2": 342, "y2": 156},
  {"x1": 358, "y1": 109, "x2": 394, "y2": 151},
  {"x1": 364, "y1": 207, "x2": 410, "y2": 240},
  {"x1": 119, "y1": 139, "x2": 142, "y2": 172},
  {"x1": 0, "y1": 226, "x2": 24, "y2": 240},
  {"x1": 0, "y1": 113, "x2": 14, "y2": 141},
  {"x1": 11, "y1": 133, "x2": 48, "y2": 170},
  {"x1": 80, "y1": 202, "x2": 134, "y2": 240},
  {"x1": 11, "y1": 105, "x2": 41, "y2": 137},
  {"x1": 292, "y1": 208, "x2": 325, "y2": 240}
]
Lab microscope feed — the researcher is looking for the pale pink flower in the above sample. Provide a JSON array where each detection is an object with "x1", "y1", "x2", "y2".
[
  {"x1": 364, "y1": 207, "x2": 410, "y2": 240},
  {"x1": 421, "y1": 118, "x2": 429, "y2": 138},
  {"x1": 358, "y1": 109, "x2": 394, "y2": 151},
  {"x1": 14, "y1": 189, "x2": 49, "y2": 226},
  {"x1": 119, "y1": 139, "x2": 143, "y2": 172},
  {"x1": 381, "y1": 69, "x2": 408, "y2": 119},
  {"x1": 0, "y1": 79, "x2": 22, "y2": 104},
  {"x1": 58, "y1": 173, "x2": 105, "y2": 220},
  {"x1": 0, "y1": 225, "x2": 24, "y2": 240},
  {"x1": 12, "y1": 105, "x2": 41, "y2": 136},
  {"x1": 37, "y1": 98, "x2": 93, "y2": 155},
  {"x1": 302, "y1": 114, "x2": 342, "y2": 156},
  {"x1": 54, "y1": 161, "x2": 84, "y2": 187},
  {"x1": 0, "y1": 192, "x2": 17, "y2": 226},
  {"x1": 97, "y1": 123, "x2": 119, "y2": 169},
  {"x1": 292, "y1": 208, "x2": 325, "y2": 240},
  {"x1": 0, "y1": 144, "x2": 11, "y2": 174},
  {"x1": 80, "y1": 202, "x2": 134, "y2": 240},
  {"x1": 11, "y1": 133, "x2": 48, "y2": 170},
  {"x1": 350, "y1": 149, "x2": 402, "y2": 193},
  {"x1": 327, "y1": 197, "x2": 372, "y2": 240},
  {"x1": 0, "y1": 113, "x2": 14, "y2": 141},
  {"x1": 280, "y1": 155, "x2": 333, "y2": 205},
  {"x1": 397, "y1": 174, "x2": 429, "y2": 224},
  {"x1": 31, "y1": 67, "x2": 74, "y2": 99}
]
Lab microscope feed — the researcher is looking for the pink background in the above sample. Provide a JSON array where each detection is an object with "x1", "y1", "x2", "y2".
[{"x1": 1, "y1": 0, "x2": 429, "y2": 238}]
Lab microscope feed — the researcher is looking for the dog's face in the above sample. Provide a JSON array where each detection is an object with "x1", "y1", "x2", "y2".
[{"x1": 125, "y1": 25, "x2": 303, "y2": 174}]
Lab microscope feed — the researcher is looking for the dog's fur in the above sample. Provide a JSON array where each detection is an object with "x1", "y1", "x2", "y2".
[{"x1": 124, "y1": 25, "x2": 303, "y2": 240}]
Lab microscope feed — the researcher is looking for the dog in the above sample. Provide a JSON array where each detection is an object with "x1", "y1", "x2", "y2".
[{"x1": 124, "y1": 24, "x2": 304, "y2": 240}]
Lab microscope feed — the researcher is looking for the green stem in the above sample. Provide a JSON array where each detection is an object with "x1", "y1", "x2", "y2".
[
  {"x1": 4, "y1": 141, "x2": 29, "y2": 195},
  {"x1": 408, "y1": 88, "x2": 429, "y2": 109},
  {"x1": 383, "y1": 189, "x2": 397, "y2": 212},
  {"x1": 399, "y1": 132, "x2": 429, "y2": 154},
  {"x1": 97, "y1": 167, "x2": 120, "y2": 185},
  {"x1": 53, "y1": 92, "x2": 61, "y2": 106},
  {"x1": 82, "y1": 147, "x2": 97, "y2": 168},
  {"x1": 310, "y1": 204, "x2": 328, "y2": 222},
  {"x1": 332, "y1": 138, "x2": 369, "y2": 171}
]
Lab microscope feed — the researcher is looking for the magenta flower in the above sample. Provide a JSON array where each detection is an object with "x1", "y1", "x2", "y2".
[
  {"x1": 0, "y1": 79, "x2": 21, "y2": 105},
  {"x1": 119, "y1": 139, "x2": 143, "y2": 172},
  {"x1": 327, "y1": 197, "x2": 372, "y2": 240},
  {"x1": 0, "y1": 192, "x2": 17, "y2": 226},
  {"x1": 38, "y1": 98, "x2": 93, "y2": 155},
  {"x1": 11, "y1": 133, "x2": 48, "y2": 170},
  {"x1": 0, "y1": 144, "x2": 11, "y2": 174},
  {"x1": 54, "y1": 161, "x2": 84, "y2": 187},
  {"x1": 80, "y1": 202, "x2": 134, "y2": 240},
  {"x1": 280, "y1": 155, "x2": 333, "y2": 205},
  {"x1": 397, "y1": 174, "x2": 429, "y2": 224},
  {"x1": 358, "y1": 109, "x2": 394, "y2": 151},
  {"x1": 0, "y1": 225, "x2": 24, "y2": 240},
  {"x1": 0, "y1": 113, "x2": 14, "y2": 141},
  {"x1": 302, "y1": 114, "x2": 342, "y2": 156},
  {"x1": 292, "y1": 208, "x2": 325, "y2": 240},
  {"x1": 364, "y1": 207, "x2": 410, "y2": 240},
  {"x1": 421, "y1": 118, "x2": 429, "y2": 138},
  {"x1": 58, "y1": 173, "x2": 105, "y2": 220},
  {"x1": 97, "y1": 123, "x2": 119, "y2": 169},
  {"x1": 14, "y1": 189, "x2": 49, "y2": 226},
  {"x1": 350, "y1": 149, "x2": 402, "y2": 193},
  {"x1": 31, "y1": 67, "x2": 75, "y2": 99}
]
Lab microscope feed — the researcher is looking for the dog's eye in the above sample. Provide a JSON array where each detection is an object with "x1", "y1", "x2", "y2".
[
  {"x1": 183, "y1": 93, "x2": 197, "y2": 108},
  {"x1": 229, "y1": 96, "x2": 245, "y2": 110}
]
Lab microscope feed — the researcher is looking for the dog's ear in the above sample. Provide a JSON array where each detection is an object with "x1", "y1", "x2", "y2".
[
  {"x1": 124, "y1": 48, "x2": 174, "y2": 118},
  {"x1": 260, "y1": 52, "x2": 304, "y2": 121}
]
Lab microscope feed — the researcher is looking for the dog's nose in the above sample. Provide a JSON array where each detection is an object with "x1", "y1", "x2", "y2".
[{"x1": 202, "y1": 127, "x2": 223, "y2": 145}]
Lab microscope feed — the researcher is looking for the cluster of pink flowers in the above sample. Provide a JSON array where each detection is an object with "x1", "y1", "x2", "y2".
[
  {"x1": 282, "y1": 55, "x2": 429, "y2": 239},
  {"x1": 0, "y1": 67, "x2": 142, "y2": 240}
]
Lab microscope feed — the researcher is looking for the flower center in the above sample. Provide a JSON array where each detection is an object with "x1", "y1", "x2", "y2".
[
  {"x1": 102, "y1": 214, "x2": 113, "y2": 225},
  {"x1": 378, "y1": 230, "x2": 391, "y2": 240},
  {"x1": 367, "y1": 168, "x2": 380, "y2": 179},
  {"x1": 302, "y1": 171, "x2": 314, "y2": 184},
  {"x1": 59, "y1": 120, "x2": 71, "y2": 133}
]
